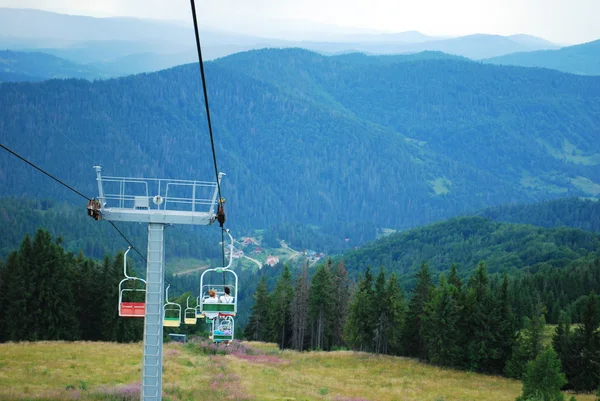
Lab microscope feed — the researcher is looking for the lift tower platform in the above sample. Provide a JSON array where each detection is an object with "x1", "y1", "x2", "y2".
[{"x1": 92, "y1": 166, "x2": 224, "y2": 401}]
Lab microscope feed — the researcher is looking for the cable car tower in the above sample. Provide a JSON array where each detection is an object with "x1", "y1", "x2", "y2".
[{"x1": 91, "y1": 165, "x2": 224, "y2": 401}]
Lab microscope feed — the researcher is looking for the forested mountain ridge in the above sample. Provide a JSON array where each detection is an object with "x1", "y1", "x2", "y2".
[
  {"x1": 0, "y1": 50, "x2": 105, "y2": 82},
  {"x1": 1, "y1": 49, "x2": 599, "y2": 239},
  {"x1": 341, "y1": 216, "x2": 600, "y2": 284},
  {"x1": 484, "y1": 39, "x2": 600, "y2": 76},
  {"x1": 480, "y1": 197, "x2": 600, "y2": 233}
]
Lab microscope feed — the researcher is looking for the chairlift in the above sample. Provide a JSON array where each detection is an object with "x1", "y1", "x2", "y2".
[
  {"x1": 163, "y1": 284, "x2": 181, "y2": 328},
  {"x1": 184, "y1": 296, "x2": 197, "y2": 325},
  {"x1": 210, "y1": 315, "x2": 234, "y2": 343},
  {"x1": 199, "y1": 229, "x2": 238, "y2": 319},
  {"x1": 118, "y1": 247, "x2": 146, "y2": 317}
]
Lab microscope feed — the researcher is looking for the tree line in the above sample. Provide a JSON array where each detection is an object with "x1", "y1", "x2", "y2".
[
  {"x1": 244, "y1": 257, "x2": 600, "y2": 393},
  {"x1": 0, "y1": 228, "x2": 143, "y2": 343}
]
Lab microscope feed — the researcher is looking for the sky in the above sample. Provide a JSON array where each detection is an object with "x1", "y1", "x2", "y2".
[{"x1": 0, "y1": 0, "x2": 599, "y2": 44}]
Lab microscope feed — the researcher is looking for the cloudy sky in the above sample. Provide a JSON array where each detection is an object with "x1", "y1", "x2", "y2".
[{"x1": 1, "y1": 0, "x2": 598, "y2": 44}]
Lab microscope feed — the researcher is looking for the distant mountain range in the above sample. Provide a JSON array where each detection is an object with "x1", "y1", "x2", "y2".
[
  {"x1": 484, "y1": 39, "x2": 600, "y2": 76},
  {"x1": 0, "y1": 50, "x2": 105, "y2": 82},
  {"x1": 1, "y1": 49, "x2": 599, "y2": 240},
  {"x1": 0, "y1": 7, "x2": 572, "y2": 77}
]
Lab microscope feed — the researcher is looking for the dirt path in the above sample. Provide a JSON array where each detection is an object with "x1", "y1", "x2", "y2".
[{"x1": 243, "y1": 255, "x2": 263, "y2": 270}]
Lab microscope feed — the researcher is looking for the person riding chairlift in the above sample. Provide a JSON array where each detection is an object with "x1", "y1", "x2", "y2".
[
  {"x1": 205, "y1": 289, "x2": 218, "y2": 303},
  {"x1": 220, "y1": 286, "x2": 233, "y2": 303}
]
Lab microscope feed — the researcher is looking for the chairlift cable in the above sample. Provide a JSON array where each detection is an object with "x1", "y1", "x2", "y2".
[
  {"x1": 189, "y1": 0, "x2": 227, "y2": 269},
  {"x1": 0, "y1": 142, "x2": 91, "y2": 201},
  {"x1": 0, "y1": 142, "x2": 156, "y2": 278}
]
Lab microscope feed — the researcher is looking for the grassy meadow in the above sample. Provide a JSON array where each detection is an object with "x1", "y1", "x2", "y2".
[{"x1": 0, "y1": 340, "x2": 594, "y2": 401}]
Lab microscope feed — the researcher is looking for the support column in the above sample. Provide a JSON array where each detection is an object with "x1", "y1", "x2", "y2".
[{"x1": 142, "y1": 223, "x2": 166, "y2": 401}]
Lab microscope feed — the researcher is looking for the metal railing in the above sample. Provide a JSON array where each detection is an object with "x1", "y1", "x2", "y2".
[{"x1": 95, "y1": 167, "x2": 223, "y2": 214}]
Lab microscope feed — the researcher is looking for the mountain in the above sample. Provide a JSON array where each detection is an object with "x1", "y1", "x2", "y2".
[
  {"x1": 484, "y1": 39, "x2": 600, "y2": 76},
  {"x1": 391, "y1": 34, "x2": 559, "y2": 60},
  {"x1": 341, "y1": 216, "x2": 600, "y2": 283},
  {"x1": 479, "y1": 197, "x2": 600, "y2": 233},
  {"x1": 0, "y1": 50, "x2": 105, "y2": 82},
  {"x1": 1, "y1": 49, "x2": 599, "y2": 240},
  {"x1": 0, "y1": 8, "x2": 564, "y2": 75},
  {"x1": 508, "y1": 34, "x2": 559, "y2": 49}
]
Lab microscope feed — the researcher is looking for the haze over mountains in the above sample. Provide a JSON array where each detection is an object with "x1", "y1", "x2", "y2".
[{"x1": 0, "y1": 7, "x2": 575, "y2": 77}]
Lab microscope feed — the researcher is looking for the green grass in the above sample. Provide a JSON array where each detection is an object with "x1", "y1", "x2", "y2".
[
  {"x1": 570, "y1": 176, "x2": 600, "y2": 196},
  {"x1": 167, "y1": 258, "x2": 210, "y2": 276},
  {"x1": 428, "y1": 177, "x2": 452, "y2": 195},
  {"x1": 0, "y1": 341, "x2": 594, "y2": 401}
]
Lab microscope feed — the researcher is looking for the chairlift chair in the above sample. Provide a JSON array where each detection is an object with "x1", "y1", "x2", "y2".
[
  {"x1": 118, "y1": 247, "x2": 146, "y2": 317},
  {"x1": 211, "y1": 315, "x2": 234, "y2": 343},
  {"x1": 184, "y1": 296, "x2": 197, "y2": 325},
  {"x1": 163, "y1": 284, "x2": 181, "y2": 328},
  {"x1": 199, "y1": 230, "x2": 238, "y2": 319}
]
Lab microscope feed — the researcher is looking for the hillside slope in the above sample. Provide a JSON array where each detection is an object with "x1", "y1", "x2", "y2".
[
  {"x1": 2, "y1": 50, "x2": 600, "y2": 236},
  {"x1": 480, "y1": 197, "x2": 600, "y2": 233},
  {"x1": 5, "y1": 341, "x2": 595, "y2": 401},
  {"x1": 0, "y1": 50, "x2": 104, "y2": 81},
  {"x1": 484, "y1": 39, "x2": 600, "y2": 76},
  {"x1": 342, "y1": 216, "x2": 600, "y2": 282}
]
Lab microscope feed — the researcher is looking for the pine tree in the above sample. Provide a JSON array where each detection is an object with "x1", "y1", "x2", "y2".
[
  {"x1": 344, "y1": 267, "x2": 375, "y2": 352},
  {"x1": 464, "y1": 261, "x2": 502, "y2": 372},
  {"x1": 4, "y1": 235, "x2": 33, "y2": 341},
  {"x1": 269, "y1": 265, "x2": 294, "y2": 349},
  {"x1": 568, "y1": 292, "x2": 600, "y2": 391},
  {"x1": 506, "y1": 303, "x2": 547, "y2": 379},
  {"x1": 385, "y1": 272, "x2": 405, "y2": 355},
  {"x1": 373, "y1": 268, "x2": 389, "y2": 354},
  {"x1": 291, "y1": 262, "x2": 310, "y2": 351},
  {"x1": 425, "y1": 274, "x2": 463, "y2": 367},
  {"x1": 244, "y1": 275, "x2": 271, "y2": 341},
  {"x1": 309, "y1": 261, "x2": 335, "y2": 350},
  {"x1": 331, "y1": 258, "x2": 351, "y2": 349},
  {"x1": 0, "y1": 259, "x2": 6, "y2": 342},
  {"x1": 448, "y1": 263, "x2": 462, "y2": 289},
  {"x1": 403, "y1": 262, "x2": 433, "y2": 359}
]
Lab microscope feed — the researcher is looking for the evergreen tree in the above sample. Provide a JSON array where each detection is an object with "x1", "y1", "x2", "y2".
[
  {"x1": 506, "y1": 303, "x2": 547, "y2": 379},
  {"x1": 373, "y1": 268, "x2": 389, "y2": 354},
  {"x1": 425, "y1": 274, "x2": 463, "y2": 367},
  {"x1": 403, "y1": 262, "x2": 433, "y2": 359},
  {"x1": 569, "y1": 292, "x2": 600, "y2": 392},
  {"x1": 385, "y1": 272, "x2": 405, "y2": 355},
  {"x1": 448, "y1": 263, "x2": 462, "y2": 289},
  {"x1": 309, "y1": 261, "x2": 335, "y2": 350},
  {"x1": 496, "y1": 274, "x2": 518, "y2": 370},
  {"x1": 344, "y1": 267, "x2": 375, "y2": 352},
  {"x1": 269, "y1": 264, "x2": 294, "y2": 349},
  {"x1": 464, "y1": 261, "x2": 509, "y2": 373},
  {"x1": 0, "y1": 259, "x2": 6, "y2": 342},
  {"x1": 552, "y1": 311, "x2": 577, "y2": 389},
  {"x1": 331, "y1": 258, "x2": 351, "y2": 349},
  {"x1": 291, "y1": 262, "x2": 310, "y2": 351},
  {"x1": 4, "y1": 235, "x2": 33, "y2": 341},
  {"x1": 516, "y1": 348, "x2": 567, "y2": 401},
  {"x1": 244, "y1": 275, "x2": 271, "y2": 341}
]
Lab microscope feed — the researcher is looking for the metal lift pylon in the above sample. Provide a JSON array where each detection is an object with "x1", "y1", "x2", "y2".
[{"x1": 92, "y1": 165, "x2": 224, "y2": 401}]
